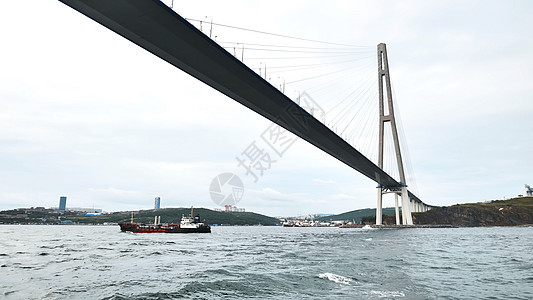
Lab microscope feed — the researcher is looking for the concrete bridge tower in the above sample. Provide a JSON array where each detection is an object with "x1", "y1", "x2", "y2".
[{"x1": 376, "y1": 43, "x2": 413, "y2": 225}]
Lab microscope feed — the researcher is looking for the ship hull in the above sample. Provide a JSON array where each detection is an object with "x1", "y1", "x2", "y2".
[{"x1": 119, "y1": 223, "x2": 211, "y2": 233}]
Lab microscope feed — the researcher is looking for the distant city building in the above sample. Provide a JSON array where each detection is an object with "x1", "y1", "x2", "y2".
[
  {"x1": 54, "y1": 196, "x2": 101, "y2": 213},
  {"x1": 154, "y1": 197, "x2": 161, "y2": 209},
  {"x1": 59, "y1": 196, "x2": 67, "y2": 211}
]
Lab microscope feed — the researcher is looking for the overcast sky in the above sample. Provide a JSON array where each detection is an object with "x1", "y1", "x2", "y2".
[{"x1": 0, "y1": 1, "x2": 531, "y2": 216}]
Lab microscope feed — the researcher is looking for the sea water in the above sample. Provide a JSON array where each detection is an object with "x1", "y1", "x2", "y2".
[{"x1": 1, "y1": 225, "x2": 532, "y2": 299}]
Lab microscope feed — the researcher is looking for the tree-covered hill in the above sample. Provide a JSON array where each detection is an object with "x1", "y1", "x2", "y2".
[
  {"x1": 315, "y1": 207, "x2": 397, "y2": 223},
  {"x1": 388, "y1": 197, "x2": 533, "y2": 226},
  {"x1": 0, "y1": 207, "x2": 280, "y2": 226}
]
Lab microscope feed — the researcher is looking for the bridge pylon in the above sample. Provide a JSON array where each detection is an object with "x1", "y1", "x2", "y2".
[{"x1": 376, "y1": 43, "x2": 413, "y2": 225}]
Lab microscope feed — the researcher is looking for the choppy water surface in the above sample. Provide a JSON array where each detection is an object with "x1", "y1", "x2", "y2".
[{"x1": 1, "y1": 225, "x2": 532, "y2": 299}]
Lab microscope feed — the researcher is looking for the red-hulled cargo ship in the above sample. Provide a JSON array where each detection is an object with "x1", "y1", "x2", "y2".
[{"x1": 119, "y1": 207, "x2": 211, "y2": 233}]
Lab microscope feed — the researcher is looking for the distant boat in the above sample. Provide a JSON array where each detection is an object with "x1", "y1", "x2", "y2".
[{"x1": 119, "y1": 207, "x2": 211, "y2": 233}]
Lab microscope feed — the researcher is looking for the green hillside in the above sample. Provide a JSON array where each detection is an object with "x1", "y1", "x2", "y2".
[
  {"x1": 115, "y1": 208, "x2": 279, "y2": 226},
  {"x1": 316, "y1": 207, "x2": 397, "y2": 223},
  {"x1": 0, "y1": 207, "x2": 279, "y2": 226},
  {"x1": 407, "y1": 197, "x2": 533, "y2": 226}
]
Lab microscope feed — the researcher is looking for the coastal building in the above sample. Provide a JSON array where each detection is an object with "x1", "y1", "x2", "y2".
[
  {"x1": 154, "y1": 197, "x2": 161, "y2": 209},
  {"x1": 214, "y1": 205, "x2": 245, "y2": 213},
  {"x1": 59, "y1": 196, "x2": 67, "y2": 211},
  {"x1": 526, "y1": 184, "x2": 533, "y2": 197},
  {"x1": 66, "y1": 207, "x2": 103, "y2": 213}
]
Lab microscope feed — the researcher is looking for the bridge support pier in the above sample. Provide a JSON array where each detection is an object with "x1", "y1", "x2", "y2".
[
  {"x1": 394, "y1": 193, "x2": 400, "y2": 225},
  {"x1": 377, "y1": 187, "x2": 410, "y2": 225},
  {"x1": 376, "y1": 187, "x2": 383, "y2": 225},
  {"x1": 401, "y1": 187, "x2": 413, "y2": 225}
]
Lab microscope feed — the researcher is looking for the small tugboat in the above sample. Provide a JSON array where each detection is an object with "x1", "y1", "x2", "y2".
[{"x1": 119, "y1": 207, "x2": 211, "y2": 233}]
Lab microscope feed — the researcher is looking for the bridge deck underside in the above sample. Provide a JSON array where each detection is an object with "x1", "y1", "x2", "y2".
[{"x1": 60, "y1": 0, "x2": 425, "y2": 204}]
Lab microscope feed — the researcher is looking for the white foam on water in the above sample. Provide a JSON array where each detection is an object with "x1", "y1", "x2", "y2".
[
  {"x1": 370, "y1": 290, "x2": 405, "y2": 298},
  {"x1": 318, "y1": 272, "x2": 353, "y2": 285}
]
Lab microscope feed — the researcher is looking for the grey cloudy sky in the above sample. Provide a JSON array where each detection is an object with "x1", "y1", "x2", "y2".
[{"x1": 0, "y1": 1, "x2": 531, "y2": 216}]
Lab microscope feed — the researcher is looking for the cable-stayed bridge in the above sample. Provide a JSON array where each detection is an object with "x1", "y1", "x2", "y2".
[{"x1": 60, "y1": 0, "x2": 433, "y2": 225}]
